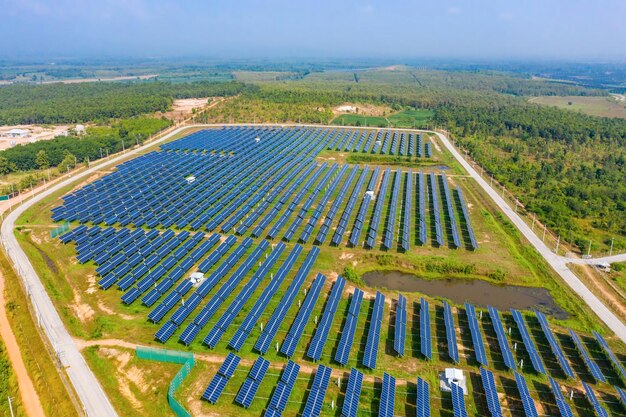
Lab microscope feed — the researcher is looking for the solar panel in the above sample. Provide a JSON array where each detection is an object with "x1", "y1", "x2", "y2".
[
  {"x1": 582, "y1": 382, "x2": 609, "y2": 417},
  {"x1": 420, "y1": 298, "x2": 432, "y2": 360},
  {"x1": 451, "y1": 382, "x2": 468, "y2": 417},
  {"x1": 547, "y1": 376, "x2": 574, "y2": 417},
  {"x1": 593, "y1": 331, "x2": 626, "y2": 381},
  {"x1": 480, "y1": 368, "x2": 503, "y2": 417},
  {"x1": 379, "y1": 373, "x2": 396, "y2": 417},
  {"x1": 568, "y1": 329, "x2": 606, "y2": 383},
  {"x1": 443, "y1": 301, "x2": 460, "y2": 364},
  {"x1": 510, "y1": 309, "x2": 545, "y2": 374},
  {"x1": 514, "y1": 372, "x2": 538, "y2": 417},
  {"x1": 235, "y1": 357, "x2": 269, "y2": 409},
  {"x1": 465, "y1": 303, "x2": 488, "y2": 366},
  {"x1": 335, "y1": 289, "x2": 363, "y2": 366},
  {"x1": 393, "y1": 294, "x2": 407, "y2": 356},
  {"x1": 362, "y1": 292, "x2": 385, "y2": 369},
  {"x1": 341, "y1": 368, "x2": 363, "y2": 417},
  {"x1": 487, "y1": 306, "x2": 516, "y2": 370},
  {"x1": 534, "y1": 310, "x2": 575, "y2": 378},
  {"x1": 307, "y1": 277, "x2": 346, "y2": 361},
  {"x1": 416, "y1": 377, "x2": 430, "y2": 417},
  {"x1": 616, "y1": 386, "x2": 626, "y2": 410},
  {"x1": 202, "y1": 353, "x2": 240, "y2": 404},
  {"x1": 302, "y1": 365, "x2": 331, "y2": 417}
]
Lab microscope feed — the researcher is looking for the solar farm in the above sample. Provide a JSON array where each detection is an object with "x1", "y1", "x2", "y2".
[{"x1": 17, "y1": 126, "x2": 626, "y2": 417}]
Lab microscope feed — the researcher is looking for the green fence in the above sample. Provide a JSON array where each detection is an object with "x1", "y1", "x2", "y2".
[
  {"x1": 136, "y1": 347, "x2": 195, "y2": 417},
  {"x1": 50, "y1": 221, "x2": 70, "y2": 238}
]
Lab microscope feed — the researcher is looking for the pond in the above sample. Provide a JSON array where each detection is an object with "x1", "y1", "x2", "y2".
[{"x1": 362, "y1": 270, "x2": 569, "y2": 319}]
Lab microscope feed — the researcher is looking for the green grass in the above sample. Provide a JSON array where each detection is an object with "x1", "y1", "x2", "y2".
[
  {"x1": 0, "y1": 250, "x2": 78, "y2": 417},
  {"x1": 530, "y1": 95, "x2": 626, "y2": 119},
  {"x1": 387, "y1": 108, "x2": 434, "y2": 128},
  {"x1": 331, "y1": 114, "x2": 389, "y2": 127},
  {"x1": 0, "y1": 338, "x2": 22, "y2": 417}
]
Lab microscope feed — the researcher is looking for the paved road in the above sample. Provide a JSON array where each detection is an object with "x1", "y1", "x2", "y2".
[
  {"x1": 566, "y1": 253, "x2": 626, "y2": 265},
  {"x1": 432, "y1": 130, "x2": 626, "y2": 343},
  {"x1": 0, "y1": 124, "x2": 192, "y2": 417}
]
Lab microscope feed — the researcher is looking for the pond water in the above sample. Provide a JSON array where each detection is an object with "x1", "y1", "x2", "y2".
[{"x1": 362, "y1": 270, "x2": 569, "y2": 319}]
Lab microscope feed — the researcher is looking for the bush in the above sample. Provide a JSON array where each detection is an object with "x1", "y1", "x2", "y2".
[{"x1": 342, "y1": 266, "x2": 364, "y2": 285}]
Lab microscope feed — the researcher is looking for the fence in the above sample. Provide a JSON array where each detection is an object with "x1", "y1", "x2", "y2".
[
  {"x1": 49, "y1": 221, "x2": 70, "y2": 239},
  {"x1": 136, "y1": 347, "x2": 195, "y2": 417}
]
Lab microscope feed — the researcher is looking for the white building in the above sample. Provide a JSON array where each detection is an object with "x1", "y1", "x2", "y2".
[
  {"x1": 337, "y1": 105, "x2": 357, "y2": 113},
  {"x1": 6, "y1": 128, "x2": 28, "y2": 138},
  {"x1": 440, "y1": 368, "x2": 468, "y2": 394},
  {"x1": 75, "y1": 124, "x2": 86, "y2": 135}
]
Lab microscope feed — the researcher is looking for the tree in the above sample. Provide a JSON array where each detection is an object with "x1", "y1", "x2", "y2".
[
  {"x1": 59, "y1": 151, "x2": 76, "y2": 171},
  {"x1": 35, "y1": 150, "x2": 50, "y2": 169},
  {"x1": 0, "y1": 156, "x2": 13, "y2": 175}
]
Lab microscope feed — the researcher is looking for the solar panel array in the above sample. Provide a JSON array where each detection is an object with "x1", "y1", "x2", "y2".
[
  {"x1": 416, "y1": 377, "x2": 430, "y2": 417},
  {"x1": 235, "y1": 356, "x2": 270, "y2": 409},
  {"x1": 365, "y1": 168, "x2": 390, "y2": 248},
  {"x1": 302, "y1": 365, "x2": 332, "y2": 417},
  {"x1": 341, "y1": 368, "x2": 363, "y2": 417},
  {"x1": 535, "y1": 310, "x2": 575, "y2": 378},
  {"x1": 335, "y1": 289, "x2": 364, "y2": 365},
  {"x1": 307, "y1": 277, "x2": 346, "y2": 361},
  {"x1": 203, "y1": 242, "x2": 285, "y2": 349},
  {"x1": 202, "y1": 352, "x2": 240, "y2": 404},
  {"x1": 465, "y1": 303, "x2": 488, "y2": 366},
  {"x1": 487, "y1": 305, "x2": 516, "y2": 370},
  {"x1": 582, "y1": 382, "x2": 609, "y2": 417},
  {"x1": 229, "y1": 245, "x2": 303, "y2": 351},
  {"x1": 443, "y1": 301, "x2": 460, "y2": 364},
  {"x1": 425, "y1": 142, "x2": 432, "y2": 158},
  {"x1": 593, "y1": 331, "x2": 626, "y2": 381},
  {"x1": 393, "y1": 294, "x2": 407, "y2": 357},
  {"x1": 382, "y1": 169, "x2": 401, "y2": 249},
  {"x1": 616, "y1": 386, "x2": 626, "y2": 410},
  {"x1": 548, "y1": 376, "x2": 574, "y2": 417},
  {"x1": 440, "y1": 174, "x2": 462, "y2": 248},
  {"x1": 265, "y1": 360, "x2": 300, "y2": 417},
  {"x1": 429, "y1": 173, "x2": 445, "y2": 246},
  {"x1": 332, "y1": 167, "x2": 369, "y2": 245},
  {"x1": 451, "y1": 382, "x2": 468, "y2": 417},
  {"x1": 401, "y1": 170, "x2": 412, "y2": 251},
  {"x1": 510, "y1": 309, "x2": 546, "y2": 374},
  {"x1": 514, "y1": 371, "x2": 539, "y2": 417},
  {"x1": 420, "y1": 298, "x2": 432, "y2": 360},
  {"x1": 379, "y1": 373, "x2": 396, "y2": 417},
  {"x1": 316, "y1": 165, "x2": 359, "y2": 244},
  {"x1": 480, "y1": 367, "x2": 503, "y2": 417},
  {"x1": 362, "y1": 291, "x2": 385, "y2": 369},
  {"x1": 280, "y1": 273, "x2": 326, "y2": 357},
  {"x1": 254, "y1": 247, "x2": 320, "y2": 354},
  {"x1": 456, "y1": 187, "x2": 479, "y2": 250},
  {"x1": 416, "y1": 172, "x2": 428, "y2": 245},
  {"x1": 569, "y1": 329, "x2": 606, "y2": 383}
]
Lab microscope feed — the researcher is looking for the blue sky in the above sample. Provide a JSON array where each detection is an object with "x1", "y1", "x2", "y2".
[{"x1": 1, "y1": 0, "x2": 624, "y2": 60}]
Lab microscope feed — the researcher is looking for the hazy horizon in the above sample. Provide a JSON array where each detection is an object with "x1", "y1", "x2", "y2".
[{"x1": 1, "y1": 0, "x2": 625, "y2": 61}]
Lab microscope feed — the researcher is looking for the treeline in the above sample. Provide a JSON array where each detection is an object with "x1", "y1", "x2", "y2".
[
  {"x1": 0, "y1": 117, "x2": 171, "y2": 174},
  {"x1": 0, "y1": 81, "x2": 253, "y2": 125}
]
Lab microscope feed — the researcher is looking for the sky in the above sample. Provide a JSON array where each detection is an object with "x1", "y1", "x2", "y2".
[{"x1": 1, "y1": 0, "x2": 625, "y2": 61}]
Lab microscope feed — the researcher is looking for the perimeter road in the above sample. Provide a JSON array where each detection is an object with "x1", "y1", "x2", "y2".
[{"x1": 432, "y1": 130, "x2": 626, "y2": 342}]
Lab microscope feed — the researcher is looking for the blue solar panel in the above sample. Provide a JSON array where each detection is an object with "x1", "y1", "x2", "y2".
[
  {"x1": 379, "y1": 373, "x2": 396, "y2": 417},
  {"x1": 341, "y1": 368, "x2": 363, "y2": 417},
  {"x1": 443, "y1": 301, "x2": 460, "y2": 364},
  {"x1": 582, "y1": 382, "x2": 609, "y2": 417},
  {"x1": 307, "y1": 277, "x2": 346, "y2": 361},
  {"x1": 487, "y1": 306, "x2": 516, "y2": 370},
  {"x1": 514, "y1": 372, "x2": 538, "y2": 417},
  {"x1": 420, "y1": 298, "x2": 432, "y2": 360},
  {"x1": 393, "y1": 294, "x2": 407, "y2": 356},
  {"x1": 616, "y1": 386, "x2": 626, "y2": 410},
  {"x1": 480, "y1": 368, "x2": 503, "y2": 417},
  {"x1": 429, "y1": 173, "x2": 444, "y2": 246},
  {"x1": 416, "y1": 377, "x2": 430, "y2": 417},
  {"x1": 302, "y1": 365, "x2": 331, "y2": 417},
  {"x1": 202, "y1": 353, "x2": 240, "y2": 404},
  {"x1": 335, "y1": 289, "x2": 363, "y2": 366},
  {"x1": 451, "y1": 382, "x2": 468, "y2": 417},
  {"x1": 456, "y1": 187, "x2": 478, "y2": 250},
  {"x1": 535, "y1": 310, "x2": 575, "y2": 378},
  {"x1": 465, "y1": 303, "x2": 488, "y2": 366},
  {"x1": 548, "y1": 376, "x2": 574, "y2": 417},
  {"x1": 235, "y1": 356, "x2": 269, "y2": 409},
  {"x1": 568, "y1": 329, "x2": 606, "y2": 383},
  {"x1": 440, "y1": 174, "x2": 461, "y2": 248},
  {"x1": 510, "y1": 309, "x2": 545, "y2": 374},
  {"x1": 362, "y1": 291, "x2": 385, "y2": 369},
  {"x1": 593, "y1": 331, "x2": 626, "y2": 382}
]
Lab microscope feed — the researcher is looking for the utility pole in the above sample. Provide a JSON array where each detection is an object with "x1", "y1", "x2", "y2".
[
  {"x1": 8, "y1": 397, "x2": 14, "y2": 417},
  {"x1": 555, "y1": 235, "x2": 560, "y2": 254},
  {"x1": 542, "y1": 224, "x2": 547, "y2": 242},
  {"x1": 610, "y1": 238, "x2": 614, "y2": 256},
  {"x1": 587, "y1": 240, "x2": 592, "y2": 258},
  {"x1": 531, "y1": 213, "x2": 536, "y2": 231}
]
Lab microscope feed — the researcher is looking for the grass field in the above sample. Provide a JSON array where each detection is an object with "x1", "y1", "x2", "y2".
[
  {"x1": 331, "y1": 108, "x2": 433, "y2": 128},
  {"x1": 12, "y1": 125, "x2": 626, "y2": 417},
  {"x1": 530, "y1": 95, "x2": 626, "y2": 119}
]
